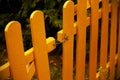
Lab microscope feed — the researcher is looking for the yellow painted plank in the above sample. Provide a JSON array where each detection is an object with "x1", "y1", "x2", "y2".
[
  {"x1": 62, "y1": 1, "x2": 74, "y2": 80},
  {"x1": 76, "y1": 0, "x2": 87, "y2": 80},
  {"x1": 25, "y1": 48, "x2": 34, "y2": 64},
  {"x1": 99, "y1": 0, "x2": 109, "y2": 79},
  {"x1": 30, "y1": 10, "x2": 50, "y2": 80},
  {"x1": 89, "y1": 0, "x2": 99, "y2": 80},
  {"x1": 4, "y1": 21, "x2": 28, "y2": 80},
  {"x1": 0, "y1": 62, "x2": 10, "y2": 80},
  {"x1": 109, "y1": 0, "x2": 118, "y2": 80},
  {"x1": 46, "y1": 37, "x2": 56, "y2": 52},
  {"x1": 57, "y1": 30, "x2": 63, "y2": 42},
  {"x1": 27, "y1": 62, "x2": 35, "y2": 80}
]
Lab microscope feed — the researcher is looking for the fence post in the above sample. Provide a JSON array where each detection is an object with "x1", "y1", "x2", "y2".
[
  {"x1": 109, "y1": 0, "x2": 118, "y2": 80},
  {"x1": 89, "y1": 0, "x2": 99, "y2": 80},
  {"x1": 76, "y1": 0, "x2": 87, "y2": 80},
  {"x1": 30, "y1": 10, "x2": 50, "y2": 80},
  {"x1": 4, "y1": 21, "x2": 28, "y2": 80},
  {"x1": 100, "y1": 0, "x2": 109, "y2": 79},
  {"x1": 62, "y1": 1, "x2": 74, "y2": 80}
]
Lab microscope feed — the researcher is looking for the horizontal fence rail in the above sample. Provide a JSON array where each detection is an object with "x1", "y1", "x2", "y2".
[{"x1": 0, "y1": 0, "x2": 120, "y2": 80}]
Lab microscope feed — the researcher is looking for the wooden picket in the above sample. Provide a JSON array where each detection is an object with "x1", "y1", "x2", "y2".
[
  {"x1": 30, "y1": 10, "x2": 51, "y2": 80},
  {"x1": 0, "y1": 0, "x2": 120, "y2": 80},
  {"x1": 89, "y1": 0, "x2": 99, "y2": 80},
  {"x1": 109, "y1": 0, "x2": 118, "y2": 80},
  {"x1": 76, "y1": 0, "x2": 87, "y2": 80},
  {"x1": 99, "y1": 0, "x2": 109, "y2": 79},
  {"x1": 62, "y1": 1, "x2": 74, "y2": 80},
  {"x1": 5, "y1": 21, "x2": 28, "y2": 80}
]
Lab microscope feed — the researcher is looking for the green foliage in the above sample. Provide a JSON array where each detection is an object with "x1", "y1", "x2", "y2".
[
  {"x1": 0, "y1": 0, "x2": 66, "y2": 51},
  {"x1": 0, "y1": 0, "x2": 38, "y2": 54}
]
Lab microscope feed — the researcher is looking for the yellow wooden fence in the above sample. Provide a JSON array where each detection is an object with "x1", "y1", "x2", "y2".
[{"x1": 0, "y1": 0, "x2": 120, "y2": 80}]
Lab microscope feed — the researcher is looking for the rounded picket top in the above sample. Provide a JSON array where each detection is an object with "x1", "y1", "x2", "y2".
[
  {"x1": 63, "y1": 0, "x2": 74, "y2": 9},
  {"x1": 30, "y1": 10, "x2": 46, "y2": 39},
  {"x1": 63, "y1": 0, "x2": 74, "y2": 36},
  {"x1": 5, "y1": 21, "x2": 21, "y2": 33},
  {"x1": 4, "y1": 20, "x2": 25, "y2": 66},
  {"x1": 30, "y1": 10, "x2": 44, "y2": 20},
  {"x1": 4, "y1": 21, "x2": 27, "y2": 80},
  {"x1": 4, "y1": 21, "x2": 25, "y2": 65},
  {"x1": 30, "y1": 10, "x2": 50, "y2": 80}
]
